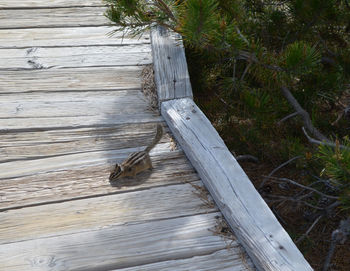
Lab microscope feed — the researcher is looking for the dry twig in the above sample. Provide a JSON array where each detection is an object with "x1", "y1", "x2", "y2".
[
  {"x1": 322, "y1": 217, "x2": 350, "y2": 271},
  {"x1": 259, "y1": 155, "x2": 302, "y2": 188},
  {"x1": 302, "y1": 127, "x2": 349, "y2": 150},
  {"x1": 277, "y1": 112, "x2": 298, "y2": 125},
  {"x1": 263, "y1": 176, "x2": 338, "y2": 200},
  {"x1": 296, "y1": 215, "x2": 323, "y2": 244}
]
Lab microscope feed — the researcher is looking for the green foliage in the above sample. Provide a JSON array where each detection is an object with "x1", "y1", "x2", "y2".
[
  {"x1": 178, "y1": 0, "x2": 219, "y2": 48},
  {"x1": 283, "y1": 41, "x2": 321, "y2": 75},
  {"x1": 104, "y1": 0, "x2": 350, "y2": 157},
  {"x1": 317, "y1": 138, "x2": 350, "y2": 209},
  {"x1": 105, "y1": 1, "x2": 350, "y2": 266},
  {"x1": 103, "y1": 0, "x2": 178, "y2": 36}
]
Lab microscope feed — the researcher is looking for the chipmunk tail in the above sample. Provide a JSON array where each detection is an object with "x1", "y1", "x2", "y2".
[{"x1": 145, "y1": 124, "x2": 163, "y2": 153}]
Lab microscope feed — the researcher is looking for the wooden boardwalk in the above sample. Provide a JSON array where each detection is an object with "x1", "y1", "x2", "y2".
[{"x1": 0, "y1": 1, "x2": 255, "y2": 270}]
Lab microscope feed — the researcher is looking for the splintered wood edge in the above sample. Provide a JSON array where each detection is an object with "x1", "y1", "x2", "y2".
[
  {"x1": 150, "y1": 25, "x2": 193, "y2": 106},
  {"x1": 161, "y1": 98, "x2": 313, "y2": 271}
]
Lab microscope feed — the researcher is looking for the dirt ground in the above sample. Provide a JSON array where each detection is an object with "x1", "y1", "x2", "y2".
[{"x1": 240, "y1": 161, "x2": 350, "y2": 271}]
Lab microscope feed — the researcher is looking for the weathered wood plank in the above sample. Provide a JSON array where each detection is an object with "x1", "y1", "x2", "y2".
[
  {"x1": 0, "y1": 7, "x2": 108, "y2": 29},
  {"x1": 0, "y1": 66, "x2": 142, "y2": 94},
  {"x1": 0, "y1": 86, "x2": 161, "y2": 131},
  {"x1": 0, "y1": 0, "x2": 103, "y2": 8},
  {"x1": 0, "y1": 44, "x2": 152, "y2": 69},
  {"x1": 0, "y1": 182, "x2": 215, "y2": 244},
  {"x1": 0, "y1": 113, "x2": 162, "y2": 131},
  {"x1": 0, "y1": 213, "x2": 239, "y2": 271},
  {"x1": 0, "y1": 123, "x2": 169, "y2": 162},
  {"x1": 116, "y1": 249, "x2": 255, "y2": 271},
  {"x1": 161, "y1": 98, "x2": 312, "y2": 271},
  {"x1": 151, "y1": 25, "x2": 193, "y2": 104},
  {"x1": 0, "y1": 27, "x2": 149, "y2": 48},
  {"x1": 0, "y1": 90, "x2": 151, "y2": 118},
  {"x1": 0, "y1": 141, "x2": 172, "y2": 180},
  {"x1": 0, "y1": 149, "x2": 198, "y2": 210}
]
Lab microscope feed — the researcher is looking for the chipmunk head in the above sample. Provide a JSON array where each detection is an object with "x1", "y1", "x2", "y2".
[
  {"x1": 109, "y1": 162, "x2": 136, "y2": 181},
  {"x1": 109, "y1": 164, "x2": 122, "y2": 181}
]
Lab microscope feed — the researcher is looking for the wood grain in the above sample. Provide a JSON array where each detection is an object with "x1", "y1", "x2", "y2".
[
  {"x1": 0, "y1": 181, "x2": 216, "y2": 244},
  {"x1": 151, "y1": 25, "x2": 193, "y2": 104},
  {"x1": 0, "y1": 2, "x2": 254, "y2": 271},
  {"x1": 0, "y1": 66, "x2": 142, "y2": 94},
  {"x1": 161, "y1": 98, "x2": 313, "y2": 271},
  {"x1": 0, "y1": 149, "x2": 198, "y2": 210},
  {"x1": 0, "y1": 113, "x2": 162, "y2": 131},
  {"x1": 1, "y1": 123, "x2": 169, "y2": 162},
  {"x1": 0, "y1": 27, "x2": 150, "y2": 48},
  {"x1": 0, "y1": 7, "x2": 108, "y2": 29},
  {"x1": 0, "y1": 86, "x2": 162, "y2": 130},
  {"x1": 0, "y1": 90, "x2": 151, "y2": 118},
  {"x1": 0, "y1": 141, "x2": 175, "y2": 179},
  {"x1": 0, "y1": 0, "x2": 103, "y2": 8},
  {"x1": 0, "y1": 44, "x2": 152, "y2": 69},
  {"x1": 116, "y1": 249, "x2": 255, "y2": 271},
  {"x1": 0, "y1": 213, "x2": 240, "y2": 271}
]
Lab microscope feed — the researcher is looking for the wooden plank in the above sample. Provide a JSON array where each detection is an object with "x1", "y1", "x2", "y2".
[
  {"x1": 0, "y1": 213, "x2": 239, "y2": 271},
  {"x1": 0, "y1": 123, "x2": 169, "y2": 162},
  {"x1": 0, "y1": 27, "x2": 150, "y2": 48},
  {"x1": 0, "y1": 66, "x2": 142, "y2": 94},
  {"x1": 151, "y1": 26, "x2": 193, "y2": 104},
  {"x1": 0, "y1": 44, "x2": 152, "y2": 69},
  {"x1": 0, "y1": 149, "x2": 198, "y2": 210},
  {"x1": 116, "y1": 249, "x2": 255, "y2": 271},
  {"x1": 0, "y1": 182, "x2": 215, "y2": 244},
  {"x1": 0, "y1": 113, "x2": 162, "y2": 131},
  {"x1": 0, "y1": 86, "x2": 161, "y2": 131},
  {"x1": 161, "y1": 98, "x2": 313, "y2": 271},
  {"x1": 0, "y1": 7, "x2": 108, "y2": 29},
  {"x1": 0, "y1": 0, "x2": 103, "y2": 8},
  {"x1": 0, "y1": 90, "x2": 151, "y2": 118},
  {"x1": 0, "y1": 141, "x2": 172, "y2": 179}
]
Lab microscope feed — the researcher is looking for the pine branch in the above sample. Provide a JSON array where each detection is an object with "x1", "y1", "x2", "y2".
[
  {"x1": 154, "y1": 0, "x2": 177, "y2": 22},
  {"x1": 281, "y1": 86, "x2": 330, "y2": 142}
]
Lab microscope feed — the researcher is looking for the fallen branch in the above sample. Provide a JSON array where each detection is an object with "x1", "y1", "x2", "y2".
[
  {"x1": 322, "y1": 217, "x2": 350, "y2": 271},
  {"x1": 277, "y1": 112, "x2": 299, "y2": 125},
  {"x1": 296, "y1": 215, "x2": 323, "y2": 244},
  {"x1": 235, "y1": 154, "x2": 259, "y2": 163},
  {"x1": 263, "y1": 176, "x2": 339, "y2": 200},
  {"x1": 214, "y1": 92, "x2": 235, "y2": 109},
  {"x1": 302, "y1": 127, "x2": 349, "y2": 150},
  {"x1": 266, "y1": 194, "x2": 325, "y2": 210},
  {"x1": 281, "y1": 86, "x2": 330, "y2": 142},
  {"x1": 259, "y1": 155, "x2": 302, "y2": 188}
]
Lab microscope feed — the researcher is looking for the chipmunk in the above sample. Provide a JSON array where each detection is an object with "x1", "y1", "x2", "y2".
[{"x1": 109, "y1": 124, "x2": 163, "y2": 181}]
